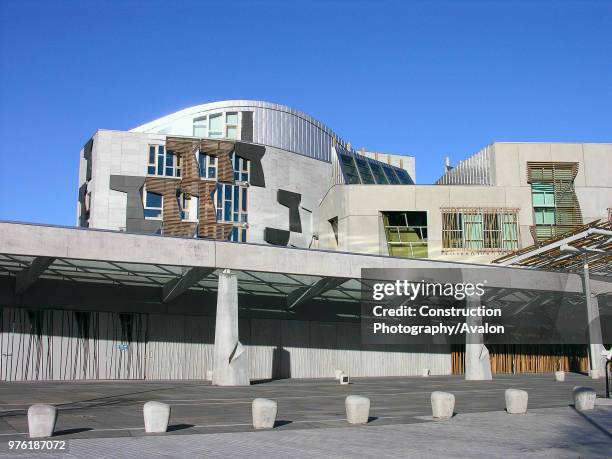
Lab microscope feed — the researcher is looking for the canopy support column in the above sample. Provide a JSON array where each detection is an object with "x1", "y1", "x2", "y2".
[{"x1": 212, "y1": 269, "x2": 249, "y2": 386}]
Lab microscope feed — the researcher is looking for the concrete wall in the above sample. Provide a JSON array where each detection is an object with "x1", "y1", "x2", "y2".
[
  {"x1": 492, "y1": 142, "x2": 612, "y2": 224},
  {"x1": 319, "y1": 184, "x2": 522, "y2": 263},
  {"x1": 84, "y1": 130, "x2": 164, "y2": 231},
  {"x1": 1, "y1": 307, "x2": 451, "y2": 381},
  {"x1": 319, "y1": 143, "x2": 612, "y2": 262},
  {"x1": 246, "y1": 146, "x2": 330, "y2": 246},
  {"x1": 80, "y1": 130, "x2": 332, "y2": 247}
]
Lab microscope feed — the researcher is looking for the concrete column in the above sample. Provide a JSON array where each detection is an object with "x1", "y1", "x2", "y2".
[
  {"x1": 584, "y1": 272, "x2": 605, "y2": 379},
  {"x1": 212, "y1": 269, "x2": 249, "y2": 386},
  {"x1": 464, "y1": 295, "x2": 492, "y2": 380}
]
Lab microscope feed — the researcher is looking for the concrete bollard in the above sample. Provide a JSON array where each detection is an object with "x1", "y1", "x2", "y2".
[
  {"x1": 206, "y1": 370, "x2": 213, "y2": 381},
  {"x1": 345, "y1": 395, "x2": 370, "y2": 424},
  {"x1": 422, "y1": 368, "x2": 430, "y2": 377},
  {"x1": 431, "y1": 391, "x2": 455, "y2": 420},
  {"x1": 573, "y1": 386, "x2": 596, "y2": 411},
  {"x1": 27, "y1": 404, "x2": 57, "y2": 438},
  {"x1": 334, "y1": 369, "x2": 344, "y2": 380},
  {"x1": 143, "y1": 401, "x2": 171, "y2": 433},
  {"x1": 252, "y1": 398, "x2": 278, "y2": 429},
  {"x1": 554, "y1": 371, "x2": 565, "y2": 382},
  {"x1": 505, "y1": 389, "x2": 528, "y2": 414}
]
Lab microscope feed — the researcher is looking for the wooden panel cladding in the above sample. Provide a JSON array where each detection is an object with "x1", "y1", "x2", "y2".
[
  {"x1": 145, "y1": 137, "x2": 237, "y2": 239},
  {"x1": 527, "y1": 161, "x2": 583, "y2": 242},
  {"x1": 526, "y1": 161, "x2": 578, "y2": 184},
  {"x1": 198, "y1": 181, "x2": 233, "y2": 240},
  {"x1": 451, "y1": 344, "x2": 589, "y2": 375}
]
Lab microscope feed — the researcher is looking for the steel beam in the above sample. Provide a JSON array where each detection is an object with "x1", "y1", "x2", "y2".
[
  {"x1": 162, "y1": 267, "x2": 215, "y2": 303},
  {"x1": 15, "y1": 257, "x2": 55, "y2": 295},
  {"x1": 287, "y1": 277, "x2": 346, "y2": 309}
]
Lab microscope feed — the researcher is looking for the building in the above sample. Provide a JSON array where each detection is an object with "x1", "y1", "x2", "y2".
[{"x1": 1, "y1": 100, "x2": 610, "y2": 383}]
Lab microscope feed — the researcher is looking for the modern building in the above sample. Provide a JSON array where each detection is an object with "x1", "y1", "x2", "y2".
[{"x1": 1, "y1": 100, "x2": 610, "y2": 383}]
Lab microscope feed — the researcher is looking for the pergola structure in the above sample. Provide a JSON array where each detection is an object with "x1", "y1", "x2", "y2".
[{"x1": 494, "y1": 220, "x2": 612, "y2": 377}]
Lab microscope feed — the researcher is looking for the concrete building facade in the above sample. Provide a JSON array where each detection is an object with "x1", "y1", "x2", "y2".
[{"x1": 1, "y1": 100, "x2": 609, "y2": 383}]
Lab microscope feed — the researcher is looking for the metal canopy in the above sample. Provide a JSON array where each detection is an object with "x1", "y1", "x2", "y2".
[{"x1": 493, "y1": 221, "x2": 612, "y2": 278}]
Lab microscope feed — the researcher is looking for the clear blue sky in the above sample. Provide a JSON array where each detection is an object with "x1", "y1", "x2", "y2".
[{"x1": 0, "y1": 0, "x2": 610, "y2": 225}]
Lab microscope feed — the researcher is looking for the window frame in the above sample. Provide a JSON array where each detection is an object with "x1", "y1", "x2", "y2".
[
  {"x1": 147, "y1": 145, "x2": 181, "y2": 178},
  {"x1": 143, "y1": 186, "x2": 163, "y2": 220},
  {"x1": 198, "y1": 151, "x2": 217, "y2": 179}
]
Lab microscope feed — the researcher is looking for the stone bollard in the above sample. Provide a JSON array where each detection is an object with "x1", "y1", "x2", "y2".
[
  {"x1": 573, "y1": 386, "x2": 596, "y2": 411},
  {"x1": 554, "y1": 371, "x2": 565, "y2": 382},
  {"x1": 143, "y1": 401, "x2": 171, "y2": 433},
  {"x1": 334, "y1": 369, "x2": 344, "y2": 380},
  {"x1": 252, "y1": 398, "x2": 278, "y2": 429},
  {"x1": 431, "y1": 391, "x2": 455, "y2": 420},
  {"x1": 27, "y1": 404, "x2": 57, "y2": 438},
  {"x1": 206, "y1": 370, "x2": 213, "y2": 381},
  {"x1": 505, "y1": 389, "x2": 528, "y2": 414},
  {"x1": 422, "y1": 368, "x2": 430, "y2": 377},
  {"x1": 345, "y1": 395, "x2": 370, "y2": 424}
]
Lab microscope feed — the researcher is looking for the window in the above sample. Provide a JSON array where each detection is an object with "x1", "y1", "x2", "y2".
[
  {"x1": 208, "y1": 113, "x2": 223, "y2": 138},
  {"x1": 178, "y1": 193, "x2": 198, "y2": 221},
  {"x1": 198, "y1": 152, "x2": 217, "y2": 179},
  {"x1": 382, "y1": 211, "x2": 428, "y2": 258},
  {"x1": 193, "y1": 117, "x2": 207, "y2": 137},
  {"x1": 226, "y1": 112, "x2": 238, "y2": 139},
  {"x1": 441, "y1": 209, "x2": 519, "y2": 252},
  {"x1": 528, "y1": 162, "x2": 582, "y2": 241},
  {"x1": 532, "y1": 183, "x2": 555, "y2": 207},
  {"x1": 192, "y1": 111, "x2": 241, "y2": 140},
  {"x1": 382, "y1": 165, "x2": 400, "y2": 184},
  {"x1": 215, "y1": 183, "x2": 248, "y2": 224},
  {"x1": 143, "y1": 188, "x2": 163, "y2": 219},
  {"x1": 353, "y1": 156, "x2": 376, "y2": 184},
  {"x1": 229, "y1": 226, "x2": 248, "y2": 242},
  {"x1": 394, "y1": 168, "x2": 414, "y2": 185},
  {"x1": 147, "y1": 145, "x2": 181, "y2": 178},
  {"x1": 329, "y1": 217, "x2": 339, "y2": 245},
  {"x1": 232, "y1": 153, "x2": 250, "y2": 183},
  {"x1": 339, "y1": 154, "x2": 361, "y2": 184},
  {"x1": 369, "y1": 162, "x2": 389, "y2": 184}
]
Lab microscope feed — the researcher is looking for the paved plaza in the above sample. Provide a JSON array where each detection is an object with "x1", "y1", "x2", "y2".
[{"x1": 0, "y1": 374, "x2": 610, "y2": 457}]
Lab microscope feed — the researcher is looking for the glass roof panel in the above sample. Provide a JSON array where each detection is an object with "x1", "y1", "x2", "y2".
[
  {"x1": 369, "y1": 162, "x2": 389, "y2": 184},
  {"x1": 382, "y1": 165, "x2": 400, "y2": 184},
  {"x1": 353, "y1": 156, "x2": 376, "y2": 184},
  {"x1": 339, "y1": 153, "x2": 362, "y2": 184},
  {"x1": 394, "y1": 168, "x2": 414, "y2": 184}
]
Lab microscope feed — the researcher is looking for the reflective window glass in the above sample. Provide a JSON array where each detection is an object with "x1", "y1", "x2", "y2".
[
  {"x1": 353, "y1": 157, "x2": 375, "y2": 184},
  {"x1": 369, "y1": 162, "x2": 389, "y2": 184},
  {"x1": 339, "y1": 154, "x2": 361, "y2": 184},
  {"x1": 208, "y1": 114, "x2": 223, "y2": 137}
]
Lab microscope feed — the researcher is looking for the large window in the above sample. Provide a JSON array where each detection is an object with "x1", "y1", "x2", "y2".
[
  {"x1": 225, "y1": 112, "x2": 238, "y2": 139},
  {"x1": 193, "y1": 111, "x2": 240, "y2": 139},
  {"x1": 198, "y1": 152, "x2": 217, "y2": 179},
  {"x1": 232, "y1": 152, "x2": 249, "y2": 182},
  {"x1": 143, "y1": 188, "x2": 163, "y2": 219},
  {"x1": 147, "y1": 145, "x2": 181, "y2": 178},
  {"x1": 531, "y1": 182, "x2": 556, "y2": 230},
  {"x1": 382, "y1": 211, "x2": 428, "y2": 258},
  {"x1": 527, "y1": 162, "x2": 582, "y2": 241},
  {"x1": 215, "y1": 183, "x2": 248, "y2": 224},
  {"x1": 441, "y1": 209, "x2": 519, "y2": 252}
]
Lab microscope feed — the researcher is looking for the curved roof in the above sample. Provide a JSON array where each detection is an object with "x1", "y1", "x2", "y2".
[{"x1": 130, "y1": 100, "x2": 346, "y2": 162}]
